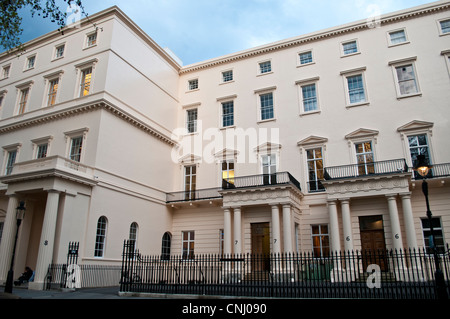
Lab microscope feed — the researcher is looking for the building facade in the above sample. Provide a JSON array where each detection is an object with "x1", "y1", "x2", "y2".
[{"x1": 0, "y1": 1, "x2": 449, "y2": 290}]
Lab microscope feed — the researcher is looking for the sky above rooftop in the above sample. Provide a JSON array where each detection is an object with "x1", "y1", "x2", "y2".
[{"x1": 17, "y1": 0, "x2": 434, "y2": 65}]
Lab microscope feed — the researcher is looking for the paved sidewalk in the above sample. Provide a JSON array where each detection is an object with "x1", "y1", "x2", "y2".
[{"x1": 0, "y1": 286, "x2": 152, "y2": 299}]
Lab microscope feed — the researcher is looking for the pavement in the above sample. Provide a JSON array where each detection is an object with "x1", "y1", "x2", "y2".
[{"x1": 0, "y1": 285, "x2": 149, "y2": 299}]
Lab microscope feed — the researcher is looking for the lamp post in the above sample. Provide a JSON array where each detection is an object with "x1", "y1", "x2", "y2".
[
  {"x1": 413, "y1": 155, "x2": 448, "y2": 300},
  {"x1": 4, "y1": 201, "x2": 26, "y2": 294}
]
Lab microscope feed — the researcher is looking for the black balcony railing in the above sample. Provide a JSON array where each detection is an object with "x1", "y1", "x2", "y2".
[
  {"x1": 222, "y1": 171, "x2": 301, "y2": 191},
  {"x1": 409, "y1": 162, "x2": 450, "y2": 180},
  {"x1": 166, "y1": 187, "x2": 222, "y2": 203},
  {"x1": 324, "y1": 158, "x2": 408, "y2": 180}
]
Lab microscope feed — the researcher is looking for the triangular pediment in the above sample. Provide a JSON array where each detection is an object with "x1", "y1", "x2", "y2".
[
  {"x1": 178, "y1": 153, "x2": 202, "y2": 164},
  {"x1": 397, "y1": 120, "x2": 434, "y2": 132},
  {"x1": 254, "y1": 142, "x2": 282, "y2": 153},
  {"x1": 297, "y1": 135, "x2": 328, "y2": 147},
  {"x1": 345, "y1": 128, "x2": 379, "y2": 140},
  {"x1": 214, "y1": 148, "x2": 239, "y2": 158}
]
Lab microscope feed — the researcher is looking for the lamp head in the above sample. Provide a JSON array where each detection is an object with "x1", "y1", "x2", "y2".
[
  {"x1": 16, "y1": 201, "x2": 26, "y2": 221},
  {"x1": 414, "y1": 154, "x2": 432, "y2": 177}
]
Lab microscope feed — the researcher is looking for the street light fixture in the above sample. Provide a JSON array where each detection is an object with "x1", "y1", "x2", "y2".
[
  {"x1": 413, "y1": 154, "x2": 448, "y2": 300},
  {"x1": 4, "y1": 201, "x2": 26, "y2": 294}
]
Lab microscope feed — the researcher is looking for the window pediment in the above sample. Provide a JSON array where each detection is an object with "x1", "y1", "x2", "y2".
[
  {"x1": 297, "y1": 135, "x2": 328, "y2": 147},
  {"x1": 397, "y1": 120, "x2": 433, "y2": 133},
  {"x1": 254, "y1": 142, "x2": 281, "y2": 154},
  {"x1": 345, "y1": 128, "x2": 379, "y2": 140},
  {"x1": 178, "y1": 154, "x2": 201, "y2": 165},
  {"x1": 214, "y1": 148, "x2": 239, "y2": 160}
]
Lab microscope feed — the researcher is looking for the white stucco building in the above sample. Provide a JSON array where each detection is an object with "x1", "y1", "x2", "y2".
[{"x1": 0, "y1": 1, "x2": 449, "y2": 290}]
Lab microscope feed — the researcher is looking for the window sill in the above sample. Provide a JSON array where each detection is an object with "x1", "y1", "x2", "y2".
[
  {"x1": 257, "y1": 118, "x2": 276, "y2": 124},
  {"x1": 341, "y1": 51, "x2": 361, "y2": 58},
  {"x1": 83, "y1": 44, "x2": 97, "y2": 51},
  {"x1": 51, "y1": 56, "x2": 64, "y2": 62},
  {"x1": 220, "y1": 80, "x2": 234, "y2": 85},
  {"x1": 220, "y1": 125, "x2": 236, "y2": 130},
  {"x1": 297, "y1": 62, "x2": 315, "y2": 68},
  {"x1": 257, "y1": 71, "x2": 273, "y2": 77},
  {"x1": 300, "y1": 109, "x2": 321, "y2": 117},
  {"x1": 346, "y1": 101, "x2": 370, "y2": 109},
  {"x1": 396, "y1": 92, "x2": 422, "y2": 100},
  {"x1": 388, "y1": 41, "x2": 410, "y2": 48},
  {"x1": 186, "y1": 88, "x2": 199, "y2": 93}
]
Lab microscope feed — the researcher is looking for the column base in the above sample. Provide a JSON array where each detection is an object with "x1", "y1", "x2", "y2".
[{"x1": 28, "y1": 281, "x2": 45, "y2": 291}]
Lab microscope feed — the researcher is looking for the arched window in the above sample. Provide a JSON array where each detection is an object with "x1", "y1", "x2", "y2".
[
  {"x1": 129, "y1": 222, "x2": 139, "y2": 249},
  {"x1": 94, "y1": 216, "x2": 107, "y2": 257},
  {"x1": 161, "y1": 232, "x2": 172, "y2": 260}
]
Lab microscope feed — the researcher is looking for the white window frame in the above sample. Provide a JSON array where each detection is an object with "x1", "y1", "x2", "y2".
[
  {"x1": 389, "y1": 57, "x2": 421, "y2": 99},
  {"x1": 217, "y1": 94, "x2": 237, "y2": 129},
  {"x1": 181, "y1": 230, "x2": 195, "y2": 260},
  {"x1": 1, "y1": 65, "x2": 10, "y2": 79},
  {"x1": 24, "y1": 54, "x2": 36, "y2": 71},
  {"x1": 31, "y1": 136, "x2": 53, "y2": 159},
  {"x1": 296, "y1": 76, "x2": 320, "y2": 116},
  {"x1": 85, "y1": 31, "x2": 98, "y2": 49},
  {"x1": 340, "y1": 39, "x2": 360, "y2": 57},
  {"x1": 257, "y1": 60, "x2": 272, "y2": 75},
  {"x1": 0, "y1": 89, "x2": 7, "y2": 118},
  {"x1": 14, "y1": 81, "x2": 33, "y2": 115},
  {"x1": 187, "y1": 78, "x2": 199, "y2": 91},
  {"x1": 297, "y1": 50, "x2": 314, "y2": 67},
  {"x1": 74, "y1": 59, "x2": 97, "y2": 98},
  {"x1": 94, "y1": 216, "x2": 107, "y2": 258},
  {"x1": 221, "y1": 69, "x2": 234, "y2": 83},
  {"x1": 437, "y1": 17, "x2": 450, "y2": 36},
  {"x1": 340, "y1": 67, "x2": 369, "y2": 107},
  {"x1": 311, "y1": 224, "x2": 330, "y2": 258},
  {"x1": 254, "y1": 86, "x2": 276, "y2": 123},
  {"x1": 306, "y1": 147, "x2": 325, "y2": 193},
  {"x1": 2, "y1": 143, "x2": 21, "y2": 176},
  {"x1": 186, "y1": 108, "x2": 198, "y2": 134},
  {"x1": 387, "y1": 28, "x2": 409, "y2": 47},
  {"x1": 53, "y1": 43, "x2": 65, "y2": 60},
  {"x1": 64, "y1": 127, "x2": 89, "y2": 163},
  {"x1": 442, "y1": 50, "x2": 450, "y2": 77}
]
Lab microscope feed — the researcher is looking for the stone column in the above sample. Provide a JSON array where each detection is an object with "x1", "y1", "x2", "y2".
[
  {"x1": 223, "y1": 208, "x2": 232, "y2": 255},
  {"x1": 341, "y1": 199, "x2": 353, "y2": 252},
  {"x1": 328, "y1": 200, "x2": 341, "y2": 253},
  {"x1": 29, "y1": 190, "x2": 60, "y2": 290},
  {"x1": 233, "y1": 207, "x2": 242, "y2": 255},
  {"x1": 400, "y1": 193, "x2": 418, "y2": 250},
  {"x1": 386, "y1": 195, "x2": 404, "y2": 251},
  {"x1": 271, "y1": 205, "x2": 281, "y2": 254},
  {"x1": 0, "y1": 195, "x2": 19, "y2": 283},
  {"x1": 282, "y1": 204, "x2": 293, "y2": 253}
]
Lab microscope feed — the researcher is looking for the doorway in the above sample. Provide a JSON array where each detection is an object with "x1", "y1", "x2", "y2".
[
  {"x1": 251, "y1": 223, "x2": 270, "y2": 271},
  {"x1": 359, "y1": 215, "x2": 387, "y2": 271}
]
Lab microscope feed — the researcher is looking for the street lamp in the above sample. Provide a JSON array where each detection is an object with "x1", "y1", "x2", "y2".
[
  {"x1": 413, "y1": 155, "x2": 448, "y2": 300},
  {"x1": 4, "y1": 201, "x2": 26, "y2": 294}
]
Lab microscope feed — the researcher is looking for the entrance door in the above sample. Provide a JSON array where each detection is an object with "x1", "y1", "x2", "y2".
[
  {"x1": 359, "y1": 216, "x2": 387, "y2": 271},
  {"x1": 251, "y1": 223, "x2": 270, "y2": 271}
]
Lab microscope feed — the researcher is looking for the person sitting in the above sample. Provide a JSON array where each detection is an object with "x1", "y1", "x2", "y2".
[{"x1": 14, "y1": 266, "x2": 34, "y2": 286}]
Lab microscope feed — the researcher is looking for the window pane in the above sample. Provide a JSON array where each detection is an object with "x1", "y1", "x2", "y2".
[
  {"x1": 390, "y1": 30, "x2": 406, "y2": 44},
  {"x1": 259, "y1": 61, "x2": 271, "y2": 73},
  {"x1": 396, "y1": 64, "x2": 418, "y2": 95},
  {"x1": 70, "y1": 136, "x2": 83, "y2": 162},
  {"x1": 302, "y1": 84, "x2": 317, "y2": 112},
  {"x1": 343, "y1": 41, "x2": 358, "y2": 54},
  {"x1": 260, "y1": 93, "x2": 274, "y2": 120},
  {"x1": 299, "y1": 51, "x2": 313, "y2": 64},
  {"x1": 80, "y1": 67, "x2": 92, "y2": 97},
  {"x1": 440, "y1": 19, "x2": 450, "y2": 34},
  {"x1": 47, "y1": 79, "x2": 59, "y2": 106},
  {"x1": 222, "y1": 70, "x2": 233, "y2": 82},
  {"x1": 347, "y1": 74, "x2": 366, "y2": 103},
  {"x1": 222, "y1": 101, "x2": 234, "y2": 127}
]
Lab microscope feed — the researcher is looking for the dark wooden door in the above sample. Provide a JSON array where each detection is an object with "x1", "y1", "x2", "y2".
[
  {"x1": 360, "y1": 229, "x2": 387, "y2": 271},
  {"x1": 251, "y1": 223, "x2": 270, "y2": 271}
]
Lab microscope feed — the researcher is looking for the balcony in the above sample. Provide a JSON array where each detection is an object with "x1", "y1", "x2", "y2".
[
  {"x1": 166, "y1": 187, "x2": 222, "y2": 203},
  {"x1": 409, "y1": 162, "x2": 450, "y2": 180},
  {"x1": 323, "y1": 158, "x2": 408, "y2": 181},
  {"x1": 222, "y1": 171, "x2": 302, "y2": 192},
  {"x1": 0, "y1": 155, "x2": 97, "y2": 186}
]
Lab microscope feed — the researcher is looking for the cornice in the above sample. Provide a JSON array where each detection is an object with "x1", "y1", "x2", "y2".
[
  {"x1": 0, "y1": 99, "x2": 177, "y2": 146},
  {"x1": 179, "y1": 1, "x2": 450, "y2": 74}
]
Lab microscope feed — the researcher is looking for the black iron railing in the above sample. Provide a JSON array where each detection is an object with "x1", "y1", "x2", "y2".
[
  {"x1": 409, "y1": 162, "x2": 450, "y2": 180},
  {"x1": 120, "y1": 240, "x2": 449, "y2": 299},
  {"x1": 222, "y1": 171, "x2": 301, "y2": 191},
  {"x1": 166, "y1": 187, "x2": 222, "y2": 203},
  {"x1": 324, "y1": 158, "x2": 408, "y2": 180}
]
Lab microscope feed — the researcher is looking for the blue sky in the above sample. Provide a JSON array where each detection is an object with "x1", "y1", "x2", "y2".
[{"x1": 17, "y1": 0, "x2": 434, "y2": 65}]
